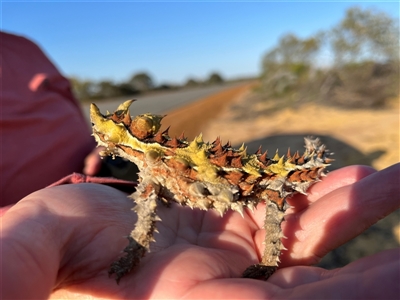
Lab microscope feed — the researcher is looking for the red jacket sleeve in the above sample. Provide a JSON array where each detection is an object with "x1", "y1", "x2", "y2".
[{"x1": 0, "y1": 31, "x2": 96, "y2": 206}]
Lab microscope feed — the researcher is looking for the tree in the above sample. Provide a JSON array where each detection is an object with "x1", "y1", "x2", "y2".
[
  {"x1": 263, "y1": 33, "x2": 321, "y2": 68},
  {"x1": 129, "y1": 72, "x2": 154, "y2": 91},
  {"x1": 115, "y1": 83, "x2": 139, "y2": 96},
  {"x1": 329, "y1": 7, "x2": 399, "y2": 65},
  {"x1": 69, "y1": 77, "x2": 96, "y2": 101},
  {"x1": 324, "y1": 7, "x2": 399, "y2": 107},
  {"x1": 95, "y1": 81, "x2": 121, "y2": 99},
  {"x1": 258, "y1": 6, "x2": 399, "y2": 108},
  {"x1": 207, "y1": 72, "x2": 224, "y2": 85},
  {"x1": 185, "y1": 78, "x2": 200, "y2": 88},
  {"x1": 260, "y1": 33, "x2": 322, "y2": 99}
]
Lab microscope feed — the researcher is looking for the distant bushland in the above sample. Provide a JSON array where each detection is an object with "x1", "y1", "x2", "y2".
[
  {"x1": 257, "y1": 6, "x2": 399, "y2": 109},
  {"x1": 70, "y1": 71, "x2": 229, "y2": 102}
]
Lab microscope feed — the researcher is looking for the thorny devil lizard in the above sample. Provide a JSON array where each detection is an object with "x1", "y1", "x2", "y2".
[{"x1": 90, "y1": 99, "x2": 333, "y2": 283}]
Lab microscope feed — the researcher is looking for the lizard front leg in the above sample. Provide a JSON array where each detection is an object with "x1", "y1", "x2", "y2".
[{"x1": 109, "y1": 179, "x2": 161, "y2": 283}]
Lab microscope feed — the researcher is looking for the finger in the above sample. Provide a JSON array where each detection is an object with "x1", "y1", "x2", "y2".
[
  {"x1": 245, "y1": 165, "x2": 375, "y2": 230},
  {"x1": 83, "y1": 147, "x2": 104, "y2": 175},
  {"x1": 0, "y1": 204, "x2": 13, "y2": 216},
  {"x1": 1, "y1": 184, "x2": 131, "y2": 299},
  {"x1": 177, "y1": 277, "x2": 281, "y2": 299},
  {"x1": 286, "y1": 165, "x2": 376, "y2": 213},
  {"x1": 247, "y1": 165, "x2": 376, "y2": 257},
  {"x1": 282, "y1": 163, "x2": 400, "y2": 266},
  {"x1": 271, "y1": 248, "x2": 399, "y2": 287},
  {"x1": 271, "y1": 248, "x2": 400, "y2": 299},
  {"x1": 306, "y1": 165, "x2": 376, "y2": 203}
]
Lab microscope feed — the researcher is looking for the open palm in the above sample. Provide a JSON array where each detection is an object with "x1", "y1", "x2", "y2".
[{"x1": 2, "y1": 164, "x2": 399, "y2": 299}]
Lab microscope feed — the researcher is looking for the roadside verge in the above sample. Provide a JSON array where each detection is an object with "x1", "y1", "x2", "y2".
[{"x1": 161, "y1": 82, "x2": 256, "y2": 140}]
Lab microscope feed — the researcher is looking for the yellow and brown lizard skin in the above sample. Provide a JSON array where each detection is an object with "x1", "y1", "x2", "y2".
[{"x1": 90, "y1": 100, "x2": 333, "y2": 283}]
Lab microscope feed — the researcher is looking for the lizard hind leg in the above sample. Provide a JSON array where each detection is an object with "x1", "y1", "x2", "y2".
[
  {"x1": 109, "y1": 180, "x2": 161, "y2": 283},
  {"x1": 243, "y1": 200, "x2": 286, "y2": 280}
]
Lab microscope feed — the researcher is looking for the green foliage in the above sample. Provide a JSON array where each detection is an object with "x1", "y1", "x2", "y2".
[
  {"x1": 185, "y1": 78, "x2": 200, "y2": 88},
  {"x1": 116, "y1": 82, "x2": 139, "y2": 96},
  {"x1": 95, "y1": 81, "x2": 120, "y2": 99},
  {"x1": 129, "y1": 72, "x2": 154, "y2": 91},
  {"x1": 69, "y1": 77, "x2": 140, "y2": 101},
  {"x1": 260, "y1": 33, "x2": 321, "y2": 102},
  {"x1": 259, "y1": 6, "x2": 399, "y2": 109},
  {"x1": 68, "y1": 72, "x2": 155, "y2": 102},
  {"x1": 330, "y1": 7, "x2": 399, "y2": 64},
  {"x1": 263, "y1": 33, "x2": 321, "y2": 68},
  {"x1": 70, "y1": 69, "x2": 227, "y2": 102},
  {"x1": 207, "y1": 72, "x2": 224, "y2": 85},
  {"x1": 69, "y1": 77, "x2": 96, "y2": 100}
]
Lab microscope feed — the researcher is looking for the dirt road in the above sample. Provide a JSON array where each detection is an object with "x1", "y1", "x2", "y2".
[{"x1": 80, "y1": 83, "x2": 245, "y2": 124}]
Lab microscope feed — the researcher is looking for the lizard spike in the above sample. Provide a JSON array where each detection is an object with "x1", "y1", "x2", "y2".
[
  {"x1": 278, "y1": 242, "x2": 288, "y2": 250},
  {"x1": 162, "y1": 126, "x2": 170, "y2": 136},
  {"x1": 297, "y1": 154, "x2": 306, "y2": 164},
  {"x1": 259, "y1": 151, "x2": 268, "y2": 164},
  {"x1": 238, "y1": 145, "x2": 247, "y2": 157},
  {"x1": 286, "y1": 147, "x2": 291, "y2": 158},
  {"x1": 197, "y1": 199, "x2": 211, "y2": 210},
  {"x1": 293, "y1": 151, "x2": 300, "y2": 161},
  {"x1": 189, "y1": 137, "x2": 201, "y2": 150},
  {"x1": 211, "y1": 140, "x2": 224, "y2": 154},
  {"x1": 116, "y1": 99, "x2": 136, "y2": 112},
  {"x1": 166, "y1": 137, "x2": 180, "y2": 148},
  {"x1": 231, "y1": 156, "x2": 243, "y2": 168},
  {"x1": 214, "y1": 204, "x2": 228, "y2": 217},
  {"x1": 154, "y1": 131, "x2": 164, "y2": 143},
  {"x1": 273, "y1": 150, "x2": 280, "y2": 161},
  {"x1": 231, "y1": 202, "x2": 244, "y2": 218},
  {"x1": 324, "y1": 157, "x2": 335, "y2": 164},
  {"x1": 195, "y1": 133, "x2": 204, "y2": 144},
  {"x1": 212, "y1": 136, "x2": 221, "y2": 145},
  {"x1": 178, "y1": 131, "x2": 186, "y2": 141},
  {"x1": 279, "y1": 231, "x2": 287, "y2": 239},
  {"x1": 255, "y1": 145, "x2": 263, "y2": 155},
  {"x1": 210, "y1": 152, "x2": 228, "y2": 167},
  {"x1": 246, "y1": 202, "x2": 256, "y2": 213},
  {"x1": 122, "y1": 112, "x2": 132, "y2": 126}
]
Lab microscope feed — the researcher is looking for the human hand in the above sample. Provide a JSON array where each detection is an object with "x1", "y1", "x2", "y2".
[
  {"x1": 1, "y1": 164, "x2": 399, "y2": 299},
  {"x1": 83, "y1": 147, "x2": 104, "y2": 176}
]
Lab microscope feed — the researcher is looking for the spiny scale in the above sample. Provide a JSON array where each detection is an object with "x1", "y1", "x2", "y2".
[{"x1": 90, "y1": 100, "x2": 333, "y2": 283}]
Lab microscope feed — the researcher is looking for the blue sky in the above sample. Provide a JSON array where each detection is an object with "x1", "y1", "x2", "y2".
[{"x1": 2, "y1": 1, "x2": 399, "y2": 85}]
